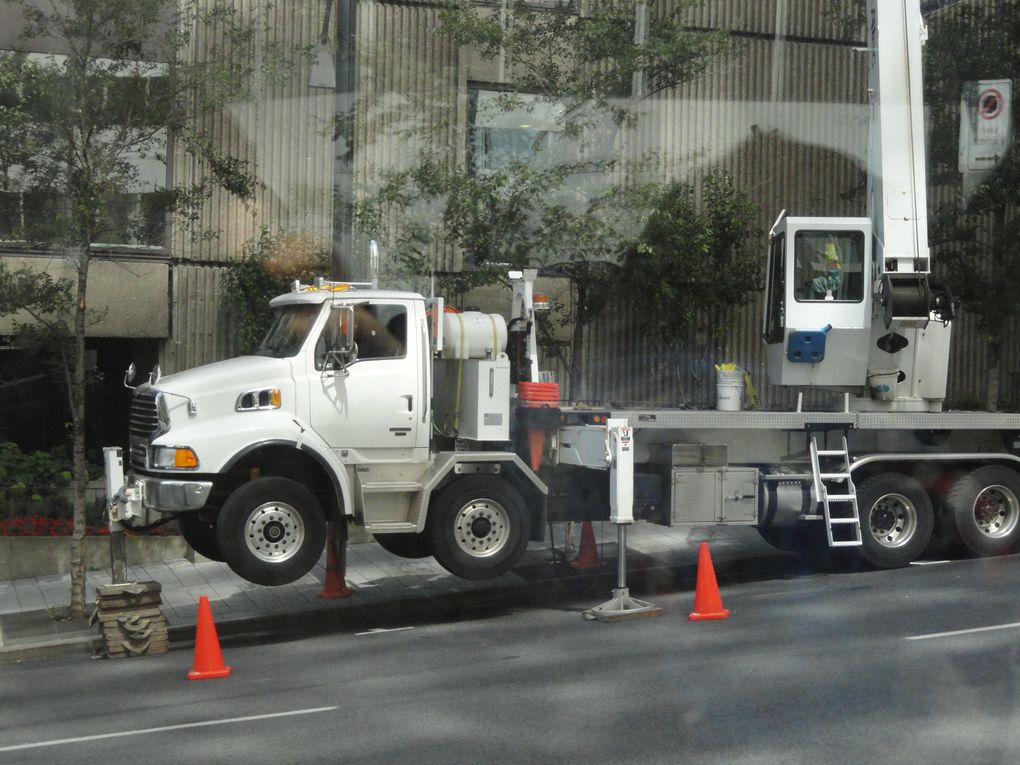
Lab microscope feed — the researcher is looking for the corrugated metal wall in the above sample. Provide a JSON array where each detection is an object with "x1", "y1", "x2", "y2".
[
  {"x1": 165, "y1": 0, "x2": 335, "y2": 372},
  {"x1": 574, "y1": 11, "x2": 871, "y2": 409},
  {"x1": 354, "y1": 0, "x2": 463, "y2": 274},
  {"x1": 163, "y1": 0, "x2": 1019, "y2": 411}
]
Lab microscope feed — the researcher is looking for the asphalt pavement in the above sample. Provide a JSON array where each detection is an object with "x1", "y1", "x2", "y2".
[{"x1": 0, "y1": 521, "x2": 793, "y2": 663}]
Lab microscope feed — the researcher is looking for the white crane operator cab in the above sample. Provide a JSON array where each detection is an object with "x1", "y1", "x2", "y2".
[{"x1": 763, "y1": 216, "x2": 873, "y2": 387}]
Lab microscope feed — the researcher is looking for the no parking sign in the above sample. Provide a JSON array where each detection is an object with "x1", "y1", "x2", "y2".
[{"x1": 959, "y1": 79, "x2": 1012, "y2": 172}]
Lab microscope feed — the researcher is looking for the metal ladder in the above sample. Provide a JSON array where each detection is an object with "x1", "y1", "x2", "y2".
[{"x1": 809, "y1": 435, "x2": 862, "y2": 547}]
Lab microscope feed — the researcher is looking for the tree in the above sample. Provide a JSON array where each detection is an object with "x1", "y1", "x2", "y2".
[
  {"x1": 923, "y1": 0, "x2": 1020, "y2": 410},
  {"x1": 357, "y1": 0, "x2": 745, "y2": 397},
  {"x1": 0, "y1": 0, "x2": 305, "y2": 618},
  {"x1": 222, "y1": 229, "x2": 333, "y2": 355},
  {"x1": 624, "y1": 173, "x2": 760, "y2": 363}
]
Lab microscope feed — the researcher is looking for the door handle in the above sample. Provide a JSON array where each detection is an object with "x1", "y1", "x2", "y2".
[{"x1": 402, "y1": 394, "x2": 413, "y2": 412}]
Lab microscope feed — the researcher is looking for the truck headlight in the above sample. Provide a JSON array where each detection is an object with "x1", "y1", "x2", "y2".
[
  {"x1": 151, "y1": 446, "x2": 199, "y2": 469},
  {"x1": 236, "y1": 387, "x2": 282, "y2": 411}
]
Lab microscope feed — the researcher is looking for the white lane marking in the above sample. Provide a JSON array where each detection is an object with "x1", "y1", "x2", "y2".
[
  {"x1": 907, "y1": 621, "x2": 1020, "y2": 641},
  {"x1": 909, "y1": 560, "x2": 952, "y2": 566},
  {"x1": 0, "y1": 706, "x2": 339, "y2": 753},
  {"x1": 355, "y1": 626, "x2": 414, "y2": 636}
]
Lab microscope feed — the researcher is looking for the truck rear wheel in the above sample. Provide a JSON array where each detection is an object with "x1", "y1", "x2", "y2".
[
  {"x1": 374, "y1": 532, "x2": 432, "y2": 559},
  {"x1": 858, "y1": 473, "x2": 933, "y2": 569},
  {"x1": 946, "y1": 466, "x2": 1020, "y2": 557},
  {"x1": 216, "y1": 477, "x2": 327, "y2": 586},
  {"x1": 427, "y1": 477, "x2": 530, "y2": 580},
  {"x1": 178, "y1": 511, "x2": 224, "y2": 562}
]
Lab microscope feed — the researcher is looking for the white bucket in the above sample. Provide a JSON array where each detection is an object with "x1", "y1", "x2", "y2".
[
  {"x1": 716, "y1": 369, "x2": 744, "y2": 411},
  {"x1": 867, "y1": 369, "x2": 898, "y2": 401}
]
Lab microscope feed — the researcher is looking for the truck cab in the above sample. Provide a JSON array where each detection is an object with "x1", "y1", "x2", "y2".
[{"x1": 112, "y1": 277, "x2": 547, "y2": 587}]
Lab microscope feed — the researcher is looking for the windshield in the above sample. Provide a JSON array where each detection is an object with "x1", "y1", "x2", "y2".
[{"x1": 254, "y1": 304, "x2": 321, "y2": 358}]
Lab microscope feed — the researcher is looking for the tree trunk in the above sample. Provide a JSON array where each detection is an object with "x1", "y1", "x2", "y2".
[
  {"x1": 69, "y1": 247, "x2": 90, "y2": 618},
  {"x1": 985, "y1": 334, "x2": 1001, "y2": 412},
  {"x1": 984, "y1": 206, "x2": 1007, "y2": 413},
  {"x1": 569, "y1": 279, "x2": 587, "y2": 401}
]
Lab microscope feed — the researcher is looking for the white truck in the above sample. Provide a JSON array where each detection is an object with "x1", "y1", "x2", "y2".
[{"x1": 107, "y1": 0, "x2": 1020, "y2": 586}]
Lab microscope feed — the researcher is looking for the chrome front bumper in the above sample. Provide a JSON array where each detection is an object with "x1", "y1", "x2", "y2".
[
  {"x1": 110, "y1": 476, "x2": 213, "y2": 526},
  {"x1": 143, "y1": 478, "x2": 213, "y2": 512}
]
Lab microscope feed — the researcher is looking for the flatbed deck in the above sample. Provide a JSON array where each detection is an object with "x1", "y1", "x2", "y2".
[{"x1": 607, "y1": 409, "x2": 1020, "y2": 431}]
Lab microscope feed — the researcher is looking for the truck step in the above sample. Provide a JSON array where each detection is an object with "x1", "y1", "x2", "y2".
[
  {"x1": 815, "y1": 450, "x2": 846, "y2": 457},
  {"x1": 825, "y1": 494, "x2": 855, "y2": 502},
  {"x1": 830, "y1": 540, "x2": 863, "y2": 547},
  {"x1": 820, "y1": 473, "x2": 850, "y2": 481},
  {"x1": 361, "y1": 481, "x2": 423, "y2": 493},
  {"x1": 828, "y1": 517, "x2": 860, "y2": 524}
]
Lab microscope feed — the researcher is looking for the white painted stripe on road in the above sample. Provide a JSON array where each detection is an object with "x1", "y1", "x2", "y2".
[
  {"x1": 908, "y1": 560, "x2": 952, "y2": 566},
  {"x1": 0, "y1": 706, "x2": 339, "y2": 753},
  {"x1": 907, "y1": 621, "x2": 1020, "y2": 641},
  {"x1": 355, "y1": 626, "x2": 414, "y2": 636}
]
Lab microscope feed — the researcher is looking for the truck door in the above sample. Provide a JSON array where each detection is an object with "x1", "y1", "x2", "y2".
[{"x1": 307, "y1": 300, "x2": 422, "y2": 459}]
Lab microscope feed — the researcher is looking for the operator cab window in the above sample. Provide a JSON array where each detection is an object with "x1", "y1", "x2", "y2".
[
  {"x1": 315, "y1": 303, "x2": 407, "y2": 370},
  {"x1": 793, "y1": 230, "x2": 865, "y2": 303}
]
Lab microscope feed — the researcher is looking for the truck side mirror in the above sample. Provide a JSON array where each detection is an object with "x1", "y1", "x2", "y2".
[{"x1": 325, "y1": 304, "x2": 358, "y2": 372}]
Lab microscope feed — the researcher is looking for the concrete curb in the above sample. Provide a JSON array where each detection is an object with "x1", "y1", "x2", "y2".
[{"x1": 0, "y1": 546, "x2": 799, "y2": 664}]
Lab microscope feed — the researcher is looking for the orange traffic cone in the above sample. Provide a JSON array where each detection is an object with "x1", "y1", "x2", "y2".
[
  {"x1": 319, "y1": 523, "x2": 354, "y2": 599},
  {"x1": 688, "y1": 542, "x2": 730, "y2": 621},
  {"x1": 570, "y1": 520, "x2": 603, "y2": 570},
  {"x1": 526, "y1": 429, "x2": 545, "y2": 471},
  {"x1": 188, "y1": 595, "x2": 231, "y2": 680}
]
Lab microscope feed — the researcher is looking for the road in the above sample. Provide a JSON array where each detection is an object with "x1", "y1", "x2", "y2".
[{"x1": 3, "y1": 553, "x2": 1020, "y2": 764}]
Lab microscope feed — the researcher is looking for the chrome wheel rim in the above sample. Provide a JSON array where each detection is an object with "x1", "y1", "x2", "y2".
[
  {"x1": 869, "y1": 492, "x2": 917, "y2": 548},
  {"x1": 453, "y1": 499, "x2": 510, "y2": 558},
  {"x1": 972, "y1": 485, "x2": 1020, "y2": 540},
  {"x1": 244, "y1": 501, "x2": 305, "y2": 563}
]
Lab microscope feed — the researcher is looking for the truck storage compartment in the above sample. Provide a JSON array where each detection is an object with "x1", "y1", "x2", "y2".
[
  {"x1": 433, "y1": 356, "x2": 511, "y2": 441},
  {"x1": 671, "y1": 467, "x2": 759, "y2": 526}
]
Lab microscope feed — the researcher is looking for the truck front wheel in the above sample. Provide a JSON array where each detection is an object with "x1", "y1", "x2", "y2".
[
  {"x1": 858, "y1": 473, "x2": 933, "y2": 569},
  {"x1": 946, "y1": 466, "x2": 1020, "y2": 557},
  {"x1": 216, "y1": 477, "x2": 327, "y2": 586},
  {"x1": 427, "y1": 477, "x2": 530, "y2": 580}
]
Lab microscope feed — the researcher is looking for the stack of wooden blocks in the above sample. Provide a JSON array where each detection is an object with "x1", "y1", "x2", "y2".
[{"x1": 95, "y1": 581, "x2": 169, "y2": 658}]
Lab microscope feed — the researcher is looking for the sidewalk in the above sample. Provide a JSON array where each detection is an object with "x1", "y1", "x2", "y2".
[{"x1": 0, "y1": 522, "x2": 791, "y2": 663}]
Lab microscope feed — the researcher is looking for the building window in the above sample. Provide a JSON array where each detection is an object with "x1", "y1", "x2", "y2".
[{"x1": 0, "y1": 51, "x2": 171, "y2": 249}]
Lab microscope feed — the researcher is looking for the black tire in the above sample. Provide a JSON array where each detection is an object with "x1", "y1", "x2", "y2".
[
  {"x1": 858, "y1": 473, "x2": 934, "y2": 569},
  {"x1": 374, "y1": 532, "x2": 432, "y2": 559},
  {"x1": 427, "y1": 477, "x2": 530, "y2": 580},
  {"x1": 177, "y1": 511, "x2": 224, "y2": 562},
  {"x1": 946, "y1": 466, "x2": 1020, "y2": 557},
  {"x1": 216, "y1": 477, "x2": 327, "y2": 586}
]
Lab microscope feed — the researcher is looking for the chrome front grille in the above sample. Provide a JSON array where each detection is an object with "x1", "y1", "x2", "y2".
[
  {"x1": 129, "y1": 390, "x2": 160, "y2": 439},
  {"x1": 130, "y1": 444, "x2": 148, "y2": 469}
]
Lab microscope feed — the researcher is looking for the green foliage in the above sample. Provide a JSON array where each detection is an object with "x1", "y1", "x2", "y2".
[
  {"x1": 0, "y1": 441, "x2": 74, "y2": 492},
  {"x1": 438, "y1": 0, "x2": 728, "y2": 127},
  {"x1": 623, "y1": 173, "x2": 761, "y2": 349},
  {"x1": 222, "y1": 230, "x2": 332, "y2": 355},
  {"x1": 0, "y1": 261, "x2": 76, "y2": 383},
  {"x1": 0, "y1": 442, "x2": 107, "y2": 532},
  {"x1": 359, "y1": 1, "x2": 746, "y2": 396},
  {"x1": 3, "y1": 0, "x2": 312, "y2": 609}
]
